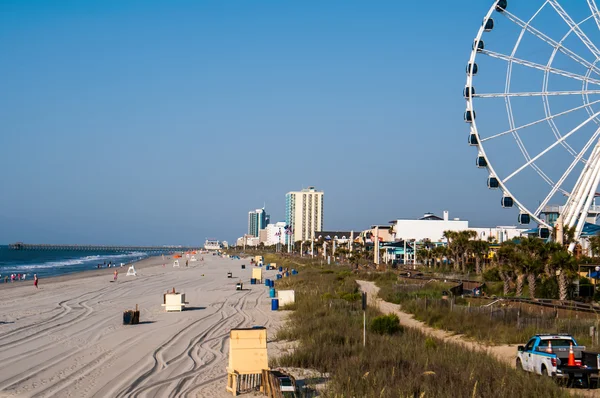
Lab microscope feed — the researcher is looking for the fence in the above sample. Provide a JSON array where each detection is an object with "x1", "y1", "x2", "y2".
[{"x1": 409, "y1": 297, "x2": 600, "y2": 338}]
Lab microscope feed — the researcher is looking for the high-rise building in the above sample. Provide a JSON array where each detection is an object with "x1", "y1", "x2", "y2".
[
  {"x1": 285, "y1": 186, "x2": 324, "y2": 243},
  {"x1": 248, "y1": 207, "x2": 269, "y2": 237}
]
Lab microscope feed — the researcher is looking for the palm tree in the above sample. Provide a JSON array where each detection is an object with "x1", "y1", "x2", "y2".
[
  {"x1": 445, "y1": 230, "x2": 477, "y2": 272},
  {"x1": 469, "y1": 239, "x2": 489, "y2": 274},
  {"x1": 588, "y1": 233, "x2": 600, "y2": 258},
  {"x1": 549, "y1": 247, "x2": 578, "y2": 301},
  {"x1": 497, "y1": 241, "x2": 518, "y2": 295},
  {"x1": 416, "y1": 248, "x2": 429, "y2": 266},
  {"x1": 431, "y1": 245, "x2": 449, "y2": 269},
  {"x1": 443, "y1": 231, "x2": 459, "y2": 270},
  {"x1": 515, "y1": 237, "x2": 548, "y2": 299}
]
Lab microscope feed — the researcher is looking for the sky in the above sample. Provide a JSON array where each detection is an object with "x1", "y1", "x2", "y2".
[{"x1": 2, "y1": 0, "x2": 600, "y2": 245}]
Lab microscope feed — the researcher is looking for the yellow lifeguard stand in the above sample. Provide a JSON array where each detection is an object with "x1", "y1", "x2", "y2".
[
  {"x1": 226, "y1": 327, "x2": 269, "y2": 396},
  {"x1": 252, "y1": 267, "x2": 262, "y2": 283}
]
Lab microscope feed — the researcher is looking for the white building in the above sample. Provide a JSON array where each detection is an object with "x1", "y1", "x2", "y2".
[
  {"x1": 235, "y1": 234, "x2": 260, "y2": 247},
  {"x1": 392, "y1": 211, "x2": 469, "y2": 242},
  {"x1": 285, "y1": 186, "x2": 324, "y2": 243},
  {"x1": 265, "y1": 222, "x2": 286, "y2": 246},
  {"x1": 470, "y1": 226, "x2": 527, "y2": 243},
  {"x1": 390, "y1": 211, "x2": 528, "y2": 243}
]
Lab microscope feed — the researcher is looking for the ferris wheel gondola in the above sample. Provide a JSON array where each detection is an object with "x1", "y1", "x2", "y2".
[{"x1": 466, "y1": 0, "x2": 600, "y2": 248}]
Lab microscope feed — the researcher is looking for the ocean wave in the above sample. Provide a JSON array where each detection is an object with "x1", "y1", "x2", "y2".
[{"x1": 0, "y1": 252, "x2": 149, "y2": 273}]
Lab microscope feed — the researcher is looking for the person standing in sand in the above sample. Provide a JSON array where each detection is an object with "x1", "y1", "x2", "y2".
[
  {"x1": 34, "y1": 274, "x2": 38, "y2": 288},
  {"x1": 113, "y1": 270, "x2": 118, "y2": 281}
]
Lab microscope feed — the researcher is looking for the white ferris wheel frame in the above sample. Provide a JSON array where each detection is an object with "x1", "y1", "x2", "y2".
[{"x1": 465, "y1": 0, "x2": 600, "y2": 245}]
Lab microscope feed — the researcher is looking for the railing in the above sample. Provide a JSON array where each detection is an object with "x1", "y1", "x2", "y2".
[{"x1": 7, "y1": 243, "x2": 200, "y2": 252}]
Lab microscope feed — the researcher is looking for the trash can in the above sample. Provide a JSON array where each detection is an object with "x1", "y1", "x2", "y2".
[
  {"x1": 241, "y1": 265, "x2": 245, "y2": 269},
  {"x1": 278, "y1": 267, "x2": 283, "y2": 272},
  {"x1": 271, "y1": 298, "x2": 279, "y2": 311},
  {"x1": 292, "y1": 269, "x2": 298, "y2": 275},
  {"x1": 276, "y1": 274, "x2": 282, "y2": 280},
  {"x1": 269, "y1": 288, "x2": 276, "y2": 298},
  {"x1": 250, "y1": 278, "x2": 256, "y2": 285},
  {"x1": 123, "y1": 310, "x2": 140, "y2": 325},
  {"x1": 265, "y1": 279, "x2": 270, "y2": 287}
]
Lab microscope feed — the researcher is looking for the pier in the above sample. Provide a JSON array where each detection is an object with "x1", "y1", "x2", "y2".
[{"x1": 8, "y1": 242, "x2": 201, "y2": 253}]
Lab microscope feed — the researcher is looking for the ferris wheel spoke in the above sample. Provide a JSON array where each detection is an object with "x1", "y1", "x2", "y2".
[
  {"x1": 503, "y1": 10, "x2": 600, "y2": 77},
  {"x1": 503, "y1": 110, "x2": 600, "y2": 183},
  {"x1": 482, "y1": 50, "x2": 600, "y2": 86},
  {"x1": 475, "y1": 89, "x2": 600, "y2": 98},
  {"x1": 481, "y1": 97, "x2": 600, "y2": 145},
  {"x1": 587, "y1": 0, "x2": 600, "y2": 32},
  {"x1": 547, "y1": 0, "x2": 600, "y2": 60},
  {"x1": 534, "y1": 126, "x2": 600, "y2": 216}
]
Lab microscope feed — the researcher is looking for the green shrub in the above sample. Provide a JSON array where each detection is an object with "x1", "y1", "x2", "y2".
[
  {"x1": 482, "y1": 266, "x2": 501, "y2": 282},
  {"x1": 340, "y1": 292, "x2": 361, "y2": 302},
  {"x1": 336, "y1": 270, "x2": 352, "y2": 280},
  {"x1": 424, "y1": 336, "x2": 437, "y2": 350},
  {"x1": 321, "y1": 292, "x2": 334, "y2": 300},
  {"x1": 370, "y1": 314, "x2": 402, "y2": 335}
]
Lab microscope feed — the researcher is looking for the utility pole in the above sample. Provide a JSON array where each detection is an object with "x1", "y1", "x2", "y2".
[
  {"x1": 362, "y1": 292, "x2": 367, "y2": 347},
  {"x1": 374, "y1": 226, "x2": 380, "y2": 265}
]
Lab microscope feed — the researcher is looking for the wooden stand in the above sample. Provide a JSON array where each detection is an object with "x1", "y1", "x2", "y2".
[{"x1": 161, "y1": 288, "x2": 188, "y2": 312}]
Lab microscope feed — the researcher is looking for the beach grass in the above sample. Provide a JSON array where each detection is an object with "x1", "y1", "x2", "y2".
[
  {"x1": 270, "y1": 259, "x2": 568, "y2": 398},
  {"x1": 370, "y1": 272, "x2": 600, "y2": 349}
]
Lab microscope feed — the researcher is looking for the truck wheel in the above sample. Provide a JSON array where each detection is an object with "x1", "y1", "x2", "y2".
[
  {"x1": 516, "y1": 358, "x2": 524, "y2": 371},
  {"x1": 541, "y1": 366, "x2": 549, "y2": 377}
]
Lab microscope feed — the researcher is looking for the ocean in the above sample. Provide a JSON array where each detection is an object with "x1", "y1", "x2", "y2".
[{"x1": 0, "y1": 245, "x2": 152, "y2": 280}]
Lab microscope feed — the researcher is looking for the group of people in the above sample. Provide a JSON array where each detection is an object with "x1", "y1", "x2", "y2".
[
  {"x1": 2, "y1": 273, "x2": 38, "y2": 288},
  {"x1": 96, "y1": 261, "x2": 115, "y2": 269},
  {"x1": 4, "y1": 273, "x2": 27, "y2": 283}
]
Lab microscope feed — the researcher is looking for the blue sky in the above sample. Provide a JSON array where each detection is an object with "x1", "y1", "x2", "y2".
[{"x1": 2, "y1": 1, "x2": 598, "y2": 245}]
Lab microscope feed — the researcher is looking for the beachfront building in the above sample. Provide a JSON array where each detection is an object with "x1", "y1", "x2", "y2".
[
  {"x1": 248, "y1": 207, "x2": 269, "y2": 237},
  {"x1": 204, "y1": 239, "x2": 223, "y2": 250},
  {"x1": 390, "y1": 211, "x2": 469, "y2": 242},
  {"x1": 235, "y1": 234, "x2": 260, "y2": 247},
  {"x1": 384, "y1": 211, "x2": 527, "y2": 264},
  {"x1": 358, "y1": 225, "x2": 394, "y2": 245},
  {"x1": 314, "y1": 231, "x2": 355, "y2": 245},
  {"x1": 469, "y1": 226, "x2": 527, "y2": 243},
  {"x1": 265, "y1": 222, "x2": 286, "y2": 246},
  {"x1": 285, "y1": 186, "x2": 324, "y2": 243}
]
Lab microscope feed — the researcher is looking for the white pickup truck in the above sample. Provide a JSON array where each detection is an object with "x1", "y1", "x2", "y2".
[{"x1": 517, "y1": 334, "x2": 599, "y2": 387}]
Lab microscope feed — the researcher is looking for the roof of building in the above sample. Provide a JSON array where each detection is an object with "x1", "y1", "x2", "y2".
[
  {"x1": 314, "y1": 231, "x2": 355, "y2": 240},
  {"x1": 419, "y1": 213, "x2": 444, "y2": 220}
]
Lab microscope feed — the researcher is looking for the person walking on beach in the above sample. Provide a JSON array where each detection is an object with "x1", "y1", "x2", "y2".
[
  {"x1": 11, "y1": 274, "x2": 15, "y2": 283},
  {"x1": 34, "y1": 274, "x2": 38, "y2": 289},
  {"x1": 113, "y1": 269, "x2": 118, "y2": 281}
]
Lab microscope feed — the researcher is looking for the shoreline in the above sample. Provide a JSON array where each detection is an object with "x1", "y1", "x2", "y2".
[{"x1": 0, "y1": 253, "x2": 184, "y2": 289}]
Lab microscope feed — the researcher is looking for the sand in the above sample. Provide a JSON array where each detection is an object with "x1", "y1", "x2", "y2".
[{"x1": 0, "y1": 254, "x2": 287, "y2": 398}]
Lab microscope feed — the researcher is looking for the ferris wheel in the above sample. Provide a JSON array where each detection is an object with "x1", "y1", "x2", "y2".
[{"x1": 466, "y1": 0, "x2": 600, "y2": 249}]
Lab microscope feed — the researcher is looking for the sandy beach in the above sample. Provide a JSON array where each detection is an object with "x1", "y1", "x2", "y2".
[{"x1": 0, "y1": 254, "x2": 286, "y2": 398}]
